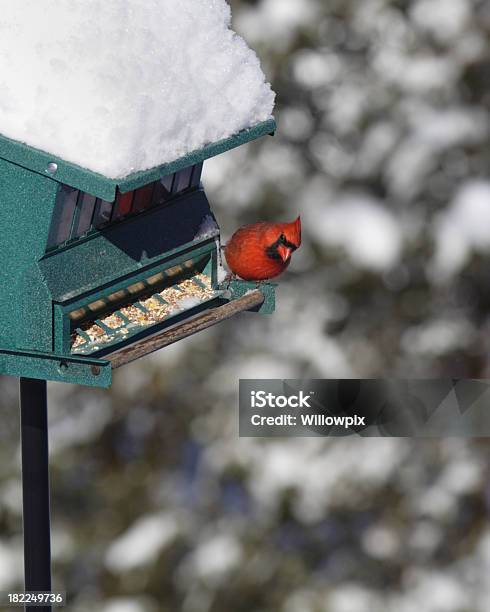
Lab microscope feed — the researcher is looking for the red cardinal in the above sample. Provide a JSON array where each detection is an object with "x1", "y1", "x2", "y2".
[{"x1": 224, "y1": 217, "x2": 301, "y2": 281}]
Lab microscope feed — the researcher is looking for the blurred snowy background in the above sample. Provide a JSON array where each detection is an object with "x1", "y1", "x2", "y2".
[{"x1": 1, "y1": 0, "x2": 490, "y2": 610}]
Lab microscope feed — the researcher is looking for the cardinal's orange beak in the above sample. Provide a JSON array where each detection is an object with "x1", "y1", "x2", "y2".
[{"x1": 277, "y1": 244, "x2": 292, "y2": 262}]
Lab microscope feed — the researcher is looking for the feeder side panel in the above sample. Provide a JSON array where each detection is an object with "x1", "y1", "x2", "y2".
[
  {"x1": 14, "y1": 263, "x2": 54, "y2": 352},
  {"x1": 0, "y1": 159, "x2": 58, "y2": 351},
  {"x1": 38, "y1": 190, "x2": 214, "y2": 302}
]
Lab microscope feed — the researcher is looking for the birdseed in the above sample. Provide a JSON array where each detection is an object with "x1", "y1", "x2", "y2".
[{"x1": 71, "y1": 273, "x2": 215, "y2": 351}]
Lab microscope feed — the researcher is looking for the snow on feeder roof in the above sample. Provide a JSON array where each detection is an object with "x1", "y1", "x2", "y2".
[{"x1": 0, "y1": 0, "x2": 275, "y2": 182}]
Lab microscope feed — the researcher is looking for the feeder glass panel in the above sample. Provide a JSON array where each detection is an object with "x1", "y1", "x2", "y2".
[
  {"x1": 174, "y1": 166, "x2": 194, "y2": 193},
  {"x1": 46, "y1": 186, "x2": 78, "y2": 248},
  {"x1": 113, "y1": 191, "x2": 134, "y2": 219},
  {"x1": 190, "y1": 162, "x2": 203, "y2": 188},
  {"x1": 160, "y1": 173, "x2": 174, "y2": 193},
  {"x1": 133, "y1": 183, "x2": 155, "y2": 212},
  {"x1": 93, "y1": 199, "x2": 113, "y2": 229},
  {"x1": 75, "y1": 193, "x2": 98, "y2": 236},
  {"x1": 45, "y1": 162, "x2": 203, "y2": 252}
]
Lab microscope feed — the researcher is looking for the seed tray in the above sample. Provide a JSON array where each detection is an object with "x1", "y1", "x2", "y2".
[{"x1": 71, "y1": 273, "x2": 219, "y2": 355}]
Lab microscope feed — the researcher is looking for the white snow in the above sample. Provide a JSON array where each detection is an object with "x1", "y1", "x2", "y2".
[
  {"x1": 190, "y1": 534, "x2": 243, "y2": 580},
  {"x1": 411, "y1": 0, "x2": 471, "y2": 43},
  {"x1": 0, "y1": 541, "x2": 23, "y2": 589},
  {"x1": 102, "y1": 600, "x2": 147, "y2": 612},
  {"x1": 48, "y1": 395, "x2": 113, "y2": 454},
  {"x1": 230, "y1": 438, "x2": 408, "y2": 522},
  {"x1": 280, "y1": 106, "x2": 314, "y2": 141},
  {"x1": 431, "y1": 181, "x2": 490, "y2": 279},
  {"x1": 194, "y1": 214, "x2": 220, "y2": 241},
  {"x1": 178, "y1": 296, "x2": 204, "y2": 310},
  {"x1": 217, "y1": 262, "x2": 229, "y2": 284},
  {"x1": 362, "y1": 525, "x2": 400, "y2": 560},
  {"x1": 292, "y1": 50, "x2": 341, "y2": 89},
  {"x1": 0, "y1": 1, "x2": 275, "y2": 178},
  {"x1": 326, "y1": 584, "x2": 381, "y2": 612},
  {"x1": 396, "y1": 569, "x2": 469, "y2": 612},
  {"x1": 236, "y1": 0, "x2": 319, "y2": 50},
  {"x1": 402, "y1": 319, "x2": 474, "y2": 356},
  {"x1": 304, "y1": 190, "x2": 403, "y2": 271},
  {"x1": 105, "y1": 512, "x2": 179, "y2": 572},
  {"x1": 385, "y1": 108, "x2": 487, "y2": 200},
  {"x1": 410, "y1": 108, "x2": 487, "y2": 150},
  {"x1": 399, "y1": 56, "x2": 458, "y2": 94}
]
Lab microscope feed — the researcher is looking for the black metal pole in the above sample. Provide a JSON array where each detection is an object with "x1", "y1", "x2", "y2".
[{"x1": 20, "y1": 378, "x2": 52, "y2": 612}]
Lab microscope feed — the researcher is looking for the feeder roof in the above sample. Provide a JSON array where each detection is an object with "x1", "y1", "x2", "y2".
[
  {"x1": 0, "y1": 1, "x2": 275, "y2": 183},
  {"x1": 0, "y1": 119, "x2": 275, "y2": 201}
]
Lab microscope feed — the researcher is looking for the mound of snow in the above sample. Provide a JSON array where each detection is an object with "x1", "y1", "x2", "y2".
[
  {"x1": 0, "y1": 0, "x2": 275, "y2": 178},
  {"x1": 431, "y1": 181, "x2": 490, "y2": 279}
]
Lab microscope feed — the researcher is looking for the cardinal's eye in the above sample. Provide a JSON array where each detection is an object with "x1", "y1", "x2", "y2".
[{"x1": 279, "y1": 234, "x2": 286, "y2": 244}]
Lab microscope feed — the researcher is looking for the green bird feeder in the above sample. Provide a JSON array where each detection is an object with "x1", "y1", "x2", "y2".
[
  {"x1": 0, "y1": 119, "x2": 276, "y2": 388},
  {"x1": 0, "y1": 120, "x2": 276, "y2": 610}
]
